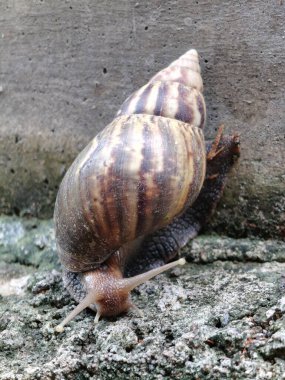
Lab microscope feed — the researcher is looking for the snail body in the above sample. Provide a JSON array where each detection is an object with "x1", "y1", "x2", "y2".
[{"x1": 54, "y1": 49, "x2": 239, "y2": 331}]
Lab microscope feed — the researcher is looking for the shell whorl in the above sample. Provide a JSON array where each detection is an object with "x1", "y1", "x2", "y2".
[
  {"x1": 117, "y1": 49, "x2": 206, "y2": 128},
  {"x1": 54, "y1": 49, "x2": 206, "y2": 273}
]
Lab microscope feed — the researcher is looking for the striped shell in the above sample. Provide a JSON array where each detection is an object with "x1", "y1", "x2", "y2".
[{"x1": 54, "y1": 49, "x2": 206, "y2": 273}]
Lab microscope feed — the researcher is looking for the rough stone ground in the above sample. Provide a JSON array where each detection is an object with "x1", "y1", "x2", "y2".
[{"x1": 0, "y1": 216, "x2": 285, "y2": 380}]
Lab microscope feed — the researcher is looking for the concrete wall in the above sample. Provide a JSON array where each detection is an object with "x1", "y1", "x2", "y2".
[{"x1": 0, "y1": 0, "x2": 284, "y2": 238}]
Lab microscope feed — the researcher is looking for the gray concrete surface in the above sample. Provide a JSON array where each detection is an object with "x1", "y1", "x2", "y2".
[
  {"x1": 0, "y1": 1, "x2": 284, "y2": 238},
  {"x1": 1, "y1": 216, "x2": 285, "y2": 380}
]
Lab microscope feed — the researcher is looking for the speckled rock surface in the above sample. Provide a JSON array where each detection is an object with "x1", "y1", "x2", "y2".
[
  {"x1": 0, "y1": 216, "x2": 285, "y2": 379},
  {"x1": 0, "y1": 0, "x2": 284, "y2": 238}
]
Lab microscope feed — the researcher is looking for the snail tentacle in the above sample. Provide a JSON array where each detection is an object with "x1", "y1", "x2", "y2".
[
  {"x1": 94, "y1": 312, "x2": 101, "y2": 324},
  {"x1": 55, "y1": 291, "x2": 98, "y2": 333}
]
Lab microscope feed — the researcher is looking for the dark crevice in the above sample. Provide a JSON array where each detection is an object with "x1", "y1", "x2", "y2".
[{"x1": 13, "y1": 207, "x2": 20, "y2": 216}]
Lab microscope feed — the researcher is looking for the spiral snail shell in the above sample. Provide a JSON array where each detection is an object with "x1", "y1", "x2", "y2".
[{"x1": 54, "y1": 49, "x2": 239, "y2": 331}]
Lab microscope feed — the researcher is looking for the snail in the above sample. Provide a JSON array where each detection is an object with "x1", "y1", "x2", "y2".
[{"x1": 54, "y1": 49, "x2": 240, "y2": 332}]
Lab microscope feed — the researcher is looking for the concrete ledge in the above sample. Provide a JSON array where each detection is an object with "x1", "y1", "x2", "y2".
[{"x1": 0, "y1": 1, "x2": 284, "y2": 238}]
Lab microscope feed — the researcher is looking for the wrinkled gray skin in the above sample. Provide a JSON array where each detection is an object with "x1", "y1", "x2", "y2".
[{"x1": 0, "y1": 216, "x2": 285, "y2": 380}]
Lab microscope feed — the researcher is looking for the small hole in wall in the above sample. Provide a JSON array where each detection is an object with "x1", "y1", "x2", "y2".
[
  {"x1": 43, "y1": 178, "x2": 49, "y2": 185},
  {"x1": 144, "y1": 26, "x2": 148, "y2": 30},
  {"x1": 215, "y1": 319, "x2": 222, "y2": 328},
  {"x1": 103, "y1": 68, "x2": 107, "y2": 74},
  {"x1": 204, "y1": 59, "x2": 208, "y2": 63},
  {"x1": 13, "y1": 207, "x2": 20, "y2": 216},
  {"x1": 10, "y1": 168, "x2": 15, "y2": 174}
]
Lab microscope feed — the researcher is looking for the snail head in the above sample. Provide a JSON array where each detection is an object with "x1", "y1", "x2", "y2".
[{"x1": 55, "y1": 256, "x2": 186, "y2": 332}]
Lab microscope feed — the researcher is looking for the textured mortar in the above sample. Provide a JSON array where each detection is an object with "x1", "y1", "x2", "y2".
[
  {"x1": 1, "y1": 216, "x2": 285, "y2": 379},
  {"x1": 0, "y1": 0, "x2": 284, "y2": 238}
]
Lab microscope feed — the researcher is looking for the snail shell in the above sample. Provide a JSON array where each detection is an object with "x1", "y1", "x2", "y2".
[{"x1": 54, "y1": 49, "x2": 206, "y2": 331}]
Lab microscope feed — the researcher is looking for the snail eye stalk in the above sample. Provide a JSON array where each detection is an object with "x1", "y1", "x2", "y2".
[
  {"x1": 120, "y1": 258, "x2": 186, "y2": 292},
  {"x1": 55, "y1": 291, "x2": 98, "y2": 333}
]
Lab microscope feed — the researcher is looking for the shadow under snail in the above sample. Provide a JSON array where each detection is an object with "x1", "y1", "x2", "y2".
[{"x1": 54, "y1": 49, "x2": 240, "y2": 332}]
